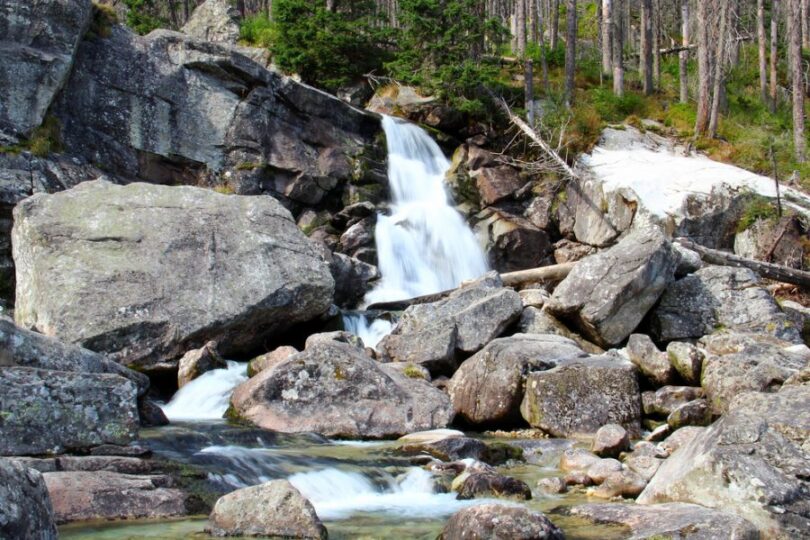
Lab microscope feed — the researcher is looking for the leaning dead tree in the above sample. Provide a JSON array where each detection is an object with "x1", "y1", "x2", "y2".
[{"x1": 675, "y1": 238, "x2": 810, "y2": 288}]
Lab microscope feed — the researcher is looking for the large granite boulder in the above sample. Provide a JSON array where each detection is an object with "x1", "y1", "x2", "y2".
[
  {"x1": 638, "y1": 385, "x2": 810, "y2": 538},
  {"x1": 229, "y1": 340, "x2": 453, "y2": 438},
  {"x1": 520, "y1": 355, "x2": 642, "y2": 437},
  {"x1": 43, "y1": 470, "x2": 188, "y2": 523},
  {"x1": 181, "y1": 0, "x2": 241, "y2": 44},
  {"x1": 52, "y1": 26, "x2": 385, "y2": 201},
  {"x1": 448, "y1": 334, "x2": 587, "y2": 426},
  {"x1": 698, "y1": 332, "x2": 809, "y2": 415},
  {"x1": 207, "y1": 480, "x2": 326, "y2": 539},
  {"x1": 0, "y1": 458, "x2": 58, "y2": 539},
  {"x1": 546, "y1": 227, "x2": 678, "y2": 347},
  {"x1": 0, "y1": 316, "x2": 148, "y2": 395},
  {"x1": 0, "y1": 367, "x2": 139, "y2": 455},
  {"x1": 440, "y1": 504, "x2": 564, "y2": 540},
  {"x1": 650, "y1": 265, "x2": 801, "y2": 343},
  {"x1": 0, "y1": 0, "x2": 92, "y2": 143},
  {"x1": 564, "y1": 503, "x2": 758, "y2": 539},
  {"x1": 12, "y1": 180, "x2": 333, "y2": 369},
  {"x1": 378, "y1": 277, "x2": 522, "y2": 375}
]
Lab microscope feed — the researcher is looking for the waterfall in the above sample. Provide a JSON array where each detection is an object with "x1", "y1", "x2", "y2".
[
  {"x1": 161, "y1": 361, "x2": 248, "y2": 421},
  {"x1": 346, "y1": 116, "x2": 488, "y2": 346}
]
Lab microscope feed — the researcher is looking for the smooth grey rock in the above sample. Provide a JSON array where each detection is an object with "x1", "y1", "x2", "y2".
[
  {"x1": 230, "y1": 340, "x2": 452, "y2": 438},
  {"x1": 448, "y1": 334, "x2": 586, "y2": 426},
  {"x1": 0, "y1": 316, "x2": 148, "y2": 395},
  {"x1": 456, "y1": 473, "x2": 532, "y2": 501},
  {"x1": 379, "y1": 279, "x2": 522, "y2": 375},
  {"x1": 565, "y1": 503, "x2": 759, "y2": 539},
  {"x1": 673, "y1": 243, "x2": 704, "y2": 276},
  {"x1": 207, "y1": 480, "x2": 326, "y2": 538},
  {"x1": 586, "y1": 458, "x2": 623, "y2": 484},
  {"x1": 699, "y1": 332, "x2": 808, "y2": 415},
  {"x1": 650, "y1": 266, "x2": 801, "y2": 343},
  {"x1": 591, "y1": 424, "x2": 630, "y2": 458},
  {"x1": 521, "y1": 355, "x2": 642, "y2": 437},
  {"x1": 181, "y1": 0, "x2": 240, "y2": 44},
  {"x1": 626, "y1": 334, "x2": 676, "y2": 386},
  {"x1": 177, "y1": 341, "x2": 226, "y2": 388},
  {"x1": 43, "y1": 470, "x2": 187, "y2": 524},
  {"x1": 0, "y1": 367, "x2": 138, "y2": 456},
  {"x1": 589, "y1": 469, "x2": 648, "y2": 499},
  {"x1": 546, "y1": 227, "x2": 678, "y2": 347},
  {"x1": 559, "y1": 448, "x2": 602, "y2": 473},
  {"x1": 666, "y1": 341, "x2": 704, "y2": 385},
  {"x1": 0, "y1": 458, "x2": 58, "y2": 539},
  {"x1": 439, "y1": 504, "x2": 564, "y2": 540},
  {"x1": 13, "y1": 180, "x2": 333, "y2": 369},
  {"x1": 638, "y1": 386, "x2": 810, "y2": 538},
  {"x1": 0, "y1": 0, "x2": 92, "y2": 143}
]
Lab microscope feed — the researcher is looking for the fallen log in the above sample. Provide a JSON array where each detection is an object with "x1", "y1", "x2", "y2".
[
  {"x1": 675, "y1": 238, "x2": 810, "y2": 289},
  {"x1": 366, "y1": 263, "x2": 576, "y2": 311}
]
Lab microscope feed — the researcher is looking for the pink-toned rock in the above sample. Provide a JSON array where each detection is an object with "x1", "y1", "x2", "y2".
[{"x1": 247, "y1": 345, "x2": 298, "y2": 377}]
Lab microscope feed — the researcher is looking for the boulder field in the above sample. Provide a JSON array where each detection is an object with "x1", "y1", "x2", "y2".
[{"x1": 0, "y1": 0, "x2": 808, "y2": 538}]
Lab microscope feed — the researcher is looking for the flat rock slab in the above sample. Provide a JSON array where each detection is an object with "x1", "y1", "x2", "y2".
[
  {"x1": 0, "y1": 367, "x2": 139, "y2": 456},
  {"x1": 12, "y1": 180, "x2": 333, "y2": 369},
  {"x1": 520, "y1": 355, "x2": 642, "y2": 437},
  {"x1": 638, "y1": 385, "x2": 810, "y2": 538},
  {"x1": 43, "y1": 470, "x2": 188, "y2": 524},
  {"x1": 564, "y1": 502, "x2": 759, "y2": 539},
  {"x1": 0, "y1": 458, "x2": 58, "y2": 539},
  {"x1": 230, "y1": 340, "x2": 453, "y2": 438}
]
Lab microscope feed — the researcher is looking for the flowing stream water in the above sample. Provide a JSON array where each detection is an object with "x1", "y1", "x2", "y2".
[{"x1": 61, "y1": 117, "x2": 623, "y2": 539}]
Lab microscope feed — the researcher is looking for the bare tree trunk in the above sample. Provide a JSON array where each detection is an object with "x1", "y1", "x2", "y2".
[
  {"x1": 771, "y1": 0, "x2": 780, "y2": 112},
  {"x1": 530, "y1": 0, "x2": 539, "y2": 43},
  {"x1": 790, "y1": 0, "x2": 806, "y2": 161},
  {"x1": 517, "y1": 0, "x2": 528, "y2": 56},
  {"x1": 613, "y1": 0, "x2": 624, "y2": 96},
  {"x1": 564, "y1": 0, "x2": 577, "y2": 107},
  {"x1": 326, "y1": 0, "x2": 337, "y2": 12},
  {"x1": 709, "y1": 0, "x2": 728, "y2": 138},
  {"x1": 526, "y1": 59, "x2": 535, "y2": 125},
  {"x1": 602, "y1": 0, "x2": 612, "y2": 76},
  {"x1": 641, "y1": 0, "x2": 653, "y2": 94},
  {"x1": 551, "y1": 0, "x2": 560, "y2": 49},
  {"x1": 653, "y1": 0, "x2": 661, "y2": 89},
  {"x1": 758, "y1": 0, "x2": 769, "y2": 104},
  {"x1": 695, "y1": 0, "x2": 712, "y2": 136},
  {"x1": 803, "y1": 0, "x2": 810, "y2": 49},
  {"x1": 537, "y1": 1, "x2": 551, "y2": 92},
  {"x1": 680, "y1": 0, "x2": 690, "y2": 103}
]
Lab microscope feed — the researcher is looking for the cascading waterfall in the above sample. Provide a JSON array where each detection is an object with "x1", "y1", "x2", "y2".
[
  {"x1": 161, "y1": 361, "x2": 248, "y2": 421},
  {"x1": 345, "y1": 115, "x2": 488, "y2": 346}
]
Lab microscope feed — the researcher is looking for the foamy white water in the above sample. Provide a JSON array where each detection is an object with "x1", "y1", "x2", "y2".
[
  {"x1": 345, "y1": 116, "x2": 488, "y2": 346},
  {"x1": 161, "y1": 361, "x2": 247, "y2": 421},
  {"x1": 289, "y1": 467, "x2": 487, "y2": 520},
  {"x1": 342, "y1": 314, "x2": 393, "y2": 348}
]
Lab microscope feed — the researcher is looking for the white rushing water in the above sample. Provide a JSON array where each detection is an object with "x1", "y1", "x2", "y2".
[
  {"x1": 161, "y1": 361, "x2": 247, "y2": 421},
  {"x1": 288, "y1": 467, "x2": 485, "y2": 520},
  {"x1": 346, "y1": 116, "x2": 488, "y2": 346}
]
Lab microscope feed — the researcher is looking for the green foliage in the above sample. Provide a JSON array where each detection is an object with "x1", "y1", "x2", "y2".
[
  {"x1": 590, "y1": 88, "x2": 645, "y2": 122},
  {"x1": 738, "y1": 195, "x2": 779, "y2": 232},
  {"x1": 1, "y1": 116, "x2": 63, "y2": 157},
  {"x1": 269, "y1": 0, "x2": 389, "y2": 91},
  {"x1": 122, "y1": 0, "x2": 165, "y2": 35},
  {"x1": 526, "y1": 42, "x2": 565, "y2": 69},
  {"x1": 239, "y1": 14, "x2": 275, "y2": 48},
  {"x1": 88, "y1": 1, "x2": 118, "y2": 39}
]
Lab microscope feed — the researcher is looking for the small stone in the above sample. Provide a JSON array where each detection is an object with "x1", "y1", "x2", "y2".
[
  {"x1": 536, "y1": 477, "x2": 568, "y2": 495},
  {"x1": 177, "y1": 341, "x2": 226, "y2": 388},
  {"x1": 590, "y1": 469, "x2": 647, "y2": 499},
  {"x1": 666, "y1": 341, "x2": 704, "y2": 385},
  {"x1": 667, "y1": 399, "x2": 712, "y2": 429},
  {"x1": 456, "y1": 473, "x2": 532, "y2": 501},
  {"x1": 591, "y1": 424, "x2": 630, "y2": 458},
  {"x1": 559, "y1": 448, "x2": 601, "y2": 473},
  {"x1": 646, "y1": 424, "x2": 671, "y2": 442},
  {"x1": 586, "y1": 458, "x2": 623, "y2": 485},
  {"x1": 626, "y1": 334, "x2": 675, "y2": 386}
]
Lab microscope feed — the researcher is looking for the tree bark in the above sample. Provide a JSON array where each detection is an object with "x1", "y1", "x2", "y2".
[
  {"x1": 551, "y1": 0, "x2": 560, "y2": 49},
  {"x1": 641, "y1": 0, "x2": 653, "y2": 95},
  {"x1": 680, "y1": 0, "x2": 690, "y2": 103},
  {"x1": 694, "y1": 0, "x2": 712, "y2": 136},
  {"x1": 613, "y1": 0, "x2": 624, "y2": 96},
  {"x1": 758, "y1": 0, "x2": 769, "y2": 104},
  {"x1": 709, "y1": 0, "x2": 728, "y2": 138},
  {"x1": 517, "y1": 0, "x2": 528, "y2": 56},
  {"x1": 653, "y1": 0, "x2": 661, "y2": 89},
  {"x1": 602, "y1": 0, "x2": 612, "y2": 76},
  {"x1": 790, "y1": 0, "x2": 806, "y2": 161},
  {"x1": 526, "y1": 59, "x2": 535, "y2": 125},
  {"x1": 564, "y1": 0, "x2": 577, "y2": 107},
  {"x1": 771, "y1": 0, "x2": 780, "y2": 112}
]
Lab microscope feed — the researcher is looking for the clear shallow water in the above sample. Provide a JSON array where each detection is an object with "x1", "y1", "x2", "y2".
[{"x1": 60, "y1": 423, "x2": 626, "y2": 540}]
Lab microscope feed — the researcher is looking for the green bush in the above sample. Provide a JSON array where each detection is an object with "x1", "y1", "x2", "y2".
[
  {"x1": 87, "y1": 1, "x2": 118, "y2": 39},
  {"x1": 239, "y1": 14, "x2": 275, "y2": 48},
  {"x1": 122, "y1": 0, "x2": 164, "y2": 35},
  {"x1": 527, "y1": 42, "x2": 565, "y2": 69},
  {"x1": 590, "y1": 87, "x2": 645, "y2": 122}
]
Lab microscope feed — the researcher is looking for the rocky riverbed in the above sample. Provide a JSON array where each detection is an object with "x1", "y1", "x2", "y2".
[{"x1": 2, "y1": 0, "x2": 809, "y2": 539}]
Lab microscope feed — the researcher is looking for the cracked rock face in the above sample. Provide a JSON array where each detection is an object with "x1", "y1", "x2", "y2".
[
  {"x1": 638, "y1": 384, "x2": 810, "y2": 538},
  {"x1": 229, "y1": 340, "x2": 453, "y2": 438},
  {"x1": 0, "y1": 458, "x2": 58, "y2": 539},
  {"x1": 12, "y1": 180, "x2": 334, "y2": 370}
]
